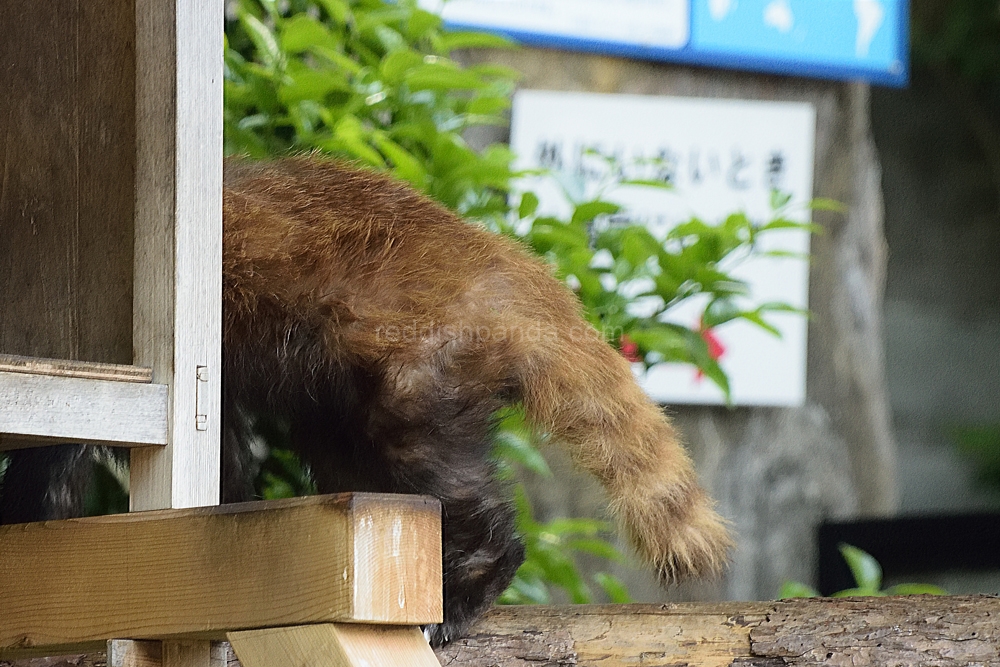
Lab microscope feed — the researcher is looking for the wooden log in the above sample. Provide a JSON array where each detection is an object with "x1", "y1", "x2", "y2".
[
  {"x1": 5, "y1": 597, "x2": 1000, "y2": 665},
  {"x1": 751, "y1": 596, "x2": 1000, "y2": 666},
  {"x1": 0, "y1": 494, "x2": 442, "y2": 659},
  {"x1": 438, "y1": 602, "x2": 771, "y2": 667},
  {"x1": 0, "y1": 371, "x2": 168, "y2": 449},
  {"x1": 440, "y1": 597, "x2": 1000, "y2": 666}
]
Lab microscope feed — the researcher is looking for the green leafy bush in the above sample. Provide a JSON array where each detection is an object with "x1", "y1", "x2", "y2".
[
  {"x1": 779, "y1": 544, "x2": 948, "y2": 598},
  {"x1": 225, "y1": 0, "x2": 518, "y2": 218},
  {"x1": 950, "y1": 424, "x2": 1000, "y2": 496}
]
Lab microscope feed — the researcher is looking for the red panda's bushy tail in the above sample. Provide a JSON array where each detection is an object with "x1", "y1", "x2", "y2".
[{"x1": 509, "y1": 292, "x2": 733, "y2": 581}]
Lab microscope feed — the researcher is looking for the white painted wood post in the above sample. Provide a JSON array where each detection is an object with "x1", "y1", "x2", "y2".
[
  {"x1": 131, "y1": 0, "x2": 223, "y2": 664},
  {"x1": 131, "y1": 0, "x2": 222, "y2": 512}
]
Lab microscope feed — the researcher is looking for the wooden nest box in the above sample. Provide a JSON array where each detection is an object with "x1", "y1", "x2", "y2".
[{"x1": 0, "y1": 3, "x2": 442, "y2": 666}]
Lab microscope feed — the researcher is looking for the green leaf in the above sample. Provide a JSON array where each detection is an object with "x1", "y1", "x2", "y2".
[
  {"x1": 594, "y1": 572, "x2": 632, "y2": 603},
  {"x1": 839, "y1": 544, "x2": 882, "y2": 591},
  {"x1": 498, "y1": 572, "x2": 551, "y2": 604},
  {"x1": 831, "y1": 587, "x2": 885, "y2": 598},
  {"x1": 528, "y1": 221, "x2": 590, "y2": 252},
  {"x1": 518, "y1": 192, "x2": 539, "y2": 218},
  {"x1": 492, "y1": 433, "x2": 551, "y2": 479},
  {"x1": 619, "y1": 227, "x2": 660, "y2": 269},
  {"x1": 372, "y1": 24, "x2": 408, "y2": 53},
  {"x1": 372, "y1": 132, "x2": 428, "y2": 187},
  {"x1": 770, "y1": 189, "x2": 793, "y2": 210},
  {"x1": 380, "y1": 49, "x2": 424, "y2": 84},
  {"x1": 240, "y1": 12, "x2": 284, "y2": 72},
  {"x1": 778, "y1": 580, "x2": 819, "y2": 598},
  {"x1": 280, "y1": 14, "x2": 333, "y2": 53},
  {"x1": 809, "y1": 197, "x2": 847, "y2": 213},
  {"x1": 568, "y1": 538, "x2": 625, "y2": 561},
  {"x1": 315, "y1": 0, "x2": 350, "y2": 24},
  {"x1": 405, "y1": 9, "x2": 442, "y2": 42},
  {"x1": 310, "y1": 45, "x2": 364, "y2": 75},
  {"x1": 571, "y1": 200, "x2": 620, "y2": 225},
  {"x1": 405, "y1": 62, "x2": 488, "y2": 91},
  {"x1": 627, "y1": 325, "x2": 687, "y2": 360},
  {"x1": 439, "y1": 31, "x2": 517, "y2": 51},
  {"x1": 278, "y1": 68, "x2": 349, "y2": 104},
  {"x1": 759, "y1": 218, "x2": 823, "y2": 234},
  {"x1": 466, "y1": 95, "x2": 512, "y2": 115},
  {"x1": 620, "y1": 178, "x2": 672, "y2": 190},
  {"x1": 885, "y1": 583, "x2": 948, "y2": 596}
]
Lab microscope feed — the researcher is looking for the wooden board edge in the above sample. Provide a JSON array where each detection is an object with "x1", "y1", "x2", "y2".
[
  {"x1": 0, "y1": 371, "x2": 168, "y2": 448},
  {"x1": 0, "y1": 354, "x2": 153, "y2": 383}
]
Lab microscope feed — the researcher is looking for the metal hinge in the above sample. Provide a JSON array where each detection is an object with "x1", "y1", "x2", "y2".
[{"x1": 195, "y1": 365, "x2": 209, "y2": 431}]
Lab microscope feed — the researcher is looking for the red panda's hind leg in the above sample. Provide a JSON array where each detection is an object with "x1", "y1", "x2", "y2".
[{"x1": 350, "y1": 353, "x2": 524, "y2": 646}]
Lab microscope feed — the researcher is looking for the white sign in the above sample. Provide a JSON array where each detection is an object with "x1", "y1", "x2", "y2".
[
  {"x1": 510, "y1": 91, "x2": 816, "y2": 406},
  {"x1": 419, "y1": 0, "x2": 690, "y2": 50}
]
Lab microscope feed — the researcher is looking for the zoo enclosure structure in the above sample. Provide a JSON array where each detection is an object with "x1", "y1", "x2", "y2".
[
  {"x1": 1, "y1": 2, "x2": 998, "y2": 667},
  {"x1": 0, "y1": 1, "x2": 441, "y2": 665}
]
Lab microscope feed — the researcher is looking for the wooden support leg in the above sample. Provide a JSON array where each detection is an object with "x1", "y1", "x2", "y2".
[
  {"x1": 108, "y1": 640, "x2": 228, "y2": 667},
  {"x1": 228, "y1": 624, "x2": 440, "y2": 667}
]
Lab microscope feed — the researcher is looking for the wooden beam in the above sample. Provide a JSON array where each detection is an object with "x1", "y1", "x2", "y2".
[
  {"x1": 0, "y1": 494, "x2": 442, "y2": 659},
  {"x1": 9, "y1": 597, "x2": 999, "y2": 666},
  {"x1": 228, "y1": 624, "x2": 440, "y2": 667},
  {"x1": 0, "y1": 371, "x2": 167, "y2": 449}
]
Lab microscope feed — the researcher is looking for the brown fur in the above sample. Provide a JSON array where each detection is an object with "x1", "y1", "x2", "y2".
[{"x1": 221, "y1": 157, "x2": 731, "y2": 640}]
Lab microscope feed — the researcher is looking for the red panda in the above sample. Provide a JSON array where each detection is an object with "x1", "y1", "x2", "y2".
[
  {"x1": 0, "y1": 157, "x2": 731, "y2": 646},
  {"x1": 221, "y1": 157, "x2": 731, "y2": 643}
]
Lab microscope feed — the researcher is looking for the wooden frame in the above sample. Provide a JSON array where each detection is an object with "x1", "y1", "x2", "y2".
[{"x1": 0, "y1": 494, "x2": 442, "y2": 659}]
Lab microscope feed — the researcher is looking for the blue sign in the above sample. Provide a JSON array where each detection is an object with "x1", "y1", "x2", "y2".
[
  {"x1": 691, "y1": 0, "x2": 908, "y2": 85},
  {"x1": 422, "y1": 0, "x2": 909, "y2": 86}
]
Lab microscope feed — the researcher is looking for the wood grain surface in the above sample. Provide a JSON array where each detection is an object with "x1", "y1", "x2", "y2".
[
  {"x1": 228, "y1": 624, "x2": 440, "y2": 667},
  {"x1": 0, "y1": 371, "x2": 168, "y2": 449},
  {"x1": 0, "y1": 494, "x2": 442, "y2": 659},
  {"x1": 5, "y1": 597, "x2": 999, "y2": 666}
]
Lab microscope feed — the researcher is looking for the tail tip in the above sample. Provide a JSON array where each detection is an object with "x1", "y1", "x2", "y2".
[{"x1": 654, "y1": 506, "x2": 734, "y2": 584}]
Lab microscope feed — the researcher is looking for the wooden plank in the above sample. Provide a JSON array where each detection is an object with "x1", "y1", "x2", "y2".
[
  {"x1": 0, "y1": 354, "x2": 152, "y2": 383},
  {"x1": 131, "y1": 0, "x2": 223, "y2": 511},
  {"x1": 0, "y1": 0, "x2": 135, "y2": 364},
  {"x1": 0, "y1": 371, "x2": 168, "y2": 449},
  {"x1": 0, "y1": 494, "x2": 442, "y2": 658},
  {"x1": 228, "y1": 625, "x2": 440, "y2": 667}
]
